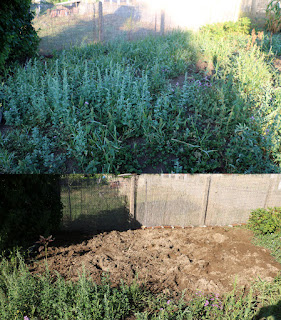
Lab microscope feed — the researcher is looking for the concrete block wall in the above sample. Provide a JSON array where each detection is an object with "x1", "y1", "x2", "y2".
[
  {"x1": 204, "y1": 174, "x2": 280, "y2": 226},
  {"x1": 62, "y1": 174, "x2": 281, "y2": 232},
  {"x1": 134, "y1": 174, "x2": 209, "y2": 227},
  {"x1": 119, "y1": 174, "x2": 281, "y2": 227}
]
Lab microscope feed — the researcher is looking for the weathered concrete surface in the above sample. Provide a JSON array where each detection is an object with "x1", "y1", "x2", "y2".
[
  {"x1": 265, "y1": 174, "x2": 281, "y2": 208},
  {"x1": 135, "y1": 174, "x2": 210, "y2": 227},
  {"x1": 204, "y1": 175, "x2": 281, "y2": 226},
  {"x1": 133, "y1": 174, "x2": 281, "y2": 227}
]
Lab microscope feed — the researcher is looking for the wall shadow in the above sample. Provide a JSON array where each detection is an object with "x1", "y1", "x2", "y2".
[
  {"x1": 63, "y1": 207, "x2": 141, "y2": 233},
  {"x1": 0, "y1": 175, "x2": 62, "y2": 254},
  {"x1": 57, "y1": 175, "x2": 141, "y2": 247}
]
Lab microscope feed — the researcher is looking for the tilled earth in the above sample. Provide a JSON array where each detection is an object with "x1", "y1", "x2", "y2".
[{"x1": 29, "y1": 226, "x2": 281, "y2": 296}]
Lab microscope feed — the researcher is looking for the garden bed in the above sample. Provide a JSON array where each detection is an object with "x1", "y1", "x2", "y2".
[{"x1": 29, "y1": 226, "x2": 281, "y2": 297}]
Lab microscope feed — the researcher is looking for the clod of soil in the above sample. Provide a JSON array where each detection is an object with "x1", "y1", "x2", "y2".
[{"x1": 29, "y1": 227, "x2": 281, "y2": 296}]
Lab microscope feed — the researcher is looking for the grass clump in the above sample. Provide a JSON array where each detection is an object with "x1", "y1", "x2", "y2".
[
  {"x1": 246, "y1": 206, "x2": 281, "y2": 266},
  {"x1": 200, "y1": 17, "x2": 251, "y2": 36},
  {"x1": 0, "y1": 244, "x2": 280, "y2": 320},
  {"x1": 0, "y1": 199, "x2": 279, "y2": 319}
]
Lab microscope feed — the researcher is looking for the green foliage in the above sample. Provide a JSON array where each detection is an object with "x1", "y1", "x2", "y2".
[
  {"x1": 200, "y1": 18, "x2": 251, "y2": 36},
  {"x1": 1, "y1": 30, "x2": 281, "y2": 173},
  {"x1": 0, "y1": 0, "x2": 39, "y2": 72},
  {"x1": 0, "y1": 254, "x2": 148, "y2": 320},
  {"x1": 252, "y1": 231, "x2": 281, "y2": 264},
  {"x1": 266, "y1": 0, "x2": 281, "y2": 34},
  {"x1": 247, "y1": 207, "x2": 281, "y2": 235},
  {"x1": 0, "y1": 175, "x2": 63, "y2": 253}
]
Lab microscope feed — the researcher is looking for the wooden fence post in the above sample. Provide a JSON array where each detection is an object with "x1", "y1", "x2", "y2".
[
  {"x1": 98, "y1": 1, "x2": 103, "y2": 42},
  {"x1": 160, "y1": 9, "x2": 165, "y2": 35},
  {"x1": 154, "y1": 12, "x2": 157, "y2": 32},
  {"x1": 251, "y1": 0, "x2": 257, "y2": 14}
]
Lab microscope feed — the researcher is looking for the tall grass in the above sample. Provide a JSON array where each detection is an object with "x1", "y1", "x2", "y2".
[{"x1": 1, "y1": 25, "x2": 281, "y2": 173}]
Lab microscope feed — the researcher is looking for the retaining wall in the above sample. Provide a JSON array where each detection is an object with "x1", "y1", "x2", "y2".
[
  {"x1": 61, "y1": 174, "x2": 281, "y2": 232},
  {"x1": 120, "y1": 174, "x2": 281, "y2": 227}
]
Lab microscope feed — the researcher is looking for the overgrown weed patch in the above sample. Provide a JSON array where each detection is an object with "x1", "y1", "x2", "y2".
[{"x1": 1, "y1": 24, "x2": 281, "y2": 173}]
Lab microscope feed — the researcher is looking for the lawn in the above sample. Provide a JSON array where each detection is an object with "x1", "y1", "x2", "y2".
[{"x1": 0, "y1": 18, "x2": 281, "y2": 173}]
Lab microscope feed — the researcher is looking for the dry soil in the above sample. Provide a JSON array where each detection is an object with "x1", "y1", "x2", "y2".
[{"x1": 29, "y1": 226, "x2": 281, "y2": 297}]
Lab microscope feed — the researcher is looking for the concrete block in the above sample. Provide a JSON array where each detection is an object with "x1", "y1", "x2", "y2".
[
  {"x1": 204, "y1": 175, "x2": 273, "y2": 226},
  {"x1": 135, "y1": 174, "x2": 210, "y2": 227},
  {"x1": 264, "y1": 174, "x2": 281, "y2": 208}
]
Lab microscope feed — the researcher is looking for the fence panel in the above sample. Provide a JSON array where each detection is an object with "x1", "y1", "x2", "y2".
[{"x1": 60, "y1": 175, "x2": 139, "y2": 233}]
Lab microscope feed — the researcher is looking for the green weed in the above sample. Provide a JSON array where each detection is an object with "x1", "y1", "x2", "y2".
[
  {"x1": 247, "y1": 207, "x2": 281, "y2": 235},
  {"x1": 1, "y1": 24, "x2": 281, "y2": 173}
]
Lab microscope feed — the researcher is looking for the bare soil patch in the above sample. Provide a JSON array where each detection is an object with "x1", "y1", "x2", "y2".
[{"x1": 29, "y1": 226, "x2": 281, "y2": 297}]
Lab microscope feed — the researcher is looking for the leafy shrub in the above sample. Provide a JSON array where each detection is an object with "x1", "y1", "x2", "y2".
[
  {"x1": 200, "y1": 18, "x2": 251, "y2": 36},
  {"x1": 0, "y1": 175, "x2": 63, "y2": 253},
  {"x1": 247, "y1": 207, "x2": 281, "y2": 235},
  {"x1": 226, "y1": 124, "x2": 278, "y2": 173},
  {"x1": 0, "y1": 0, "x2": 39, "y2": 72},
  {"x1": 266, "y1": 0, "x2": 281, "y2": 34}
]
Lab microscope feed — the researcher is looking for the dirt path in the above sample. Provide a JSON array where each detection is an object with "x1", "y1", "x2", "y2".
[{"x1": 29, "y1": 226, "x2": 281, "y2": 297}]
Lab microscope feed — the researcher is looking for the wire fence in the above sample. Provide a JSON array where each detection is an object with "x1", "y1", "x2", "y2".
[
  {"x1": 32, "y1": 0, "x2": 170, "y2": 54},
  {"x1": 31, "y1": 0, "x2": 271, "y2": 54},
  {"x1": 60, "y1": 175, "x2": 139, "y2": 233}
]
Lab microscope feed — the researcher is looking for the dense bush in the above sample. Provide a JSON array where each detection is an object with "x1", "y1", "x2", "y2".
[
  {"x1": 247, "y1": 207, "x2": 281, "y2": 235},
  {"x1": 0, "y1": 0, "x2": 39, "y2": 72},
  {"x1": 0, "y1": 175, "x2": 63, "y2": 253}
]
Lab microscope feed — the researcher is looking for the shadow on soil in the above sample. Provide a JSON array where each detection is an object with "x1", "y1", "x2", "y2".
[
  {"x1": 253, "y1": 300, "x2": 281, "y2": 320},
  {"x1": 57, "y1": 175, "x2": 141, "y2": 247},
  {"x1": 50, "y1": 207, "x2": 142, "y2": 249}
]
